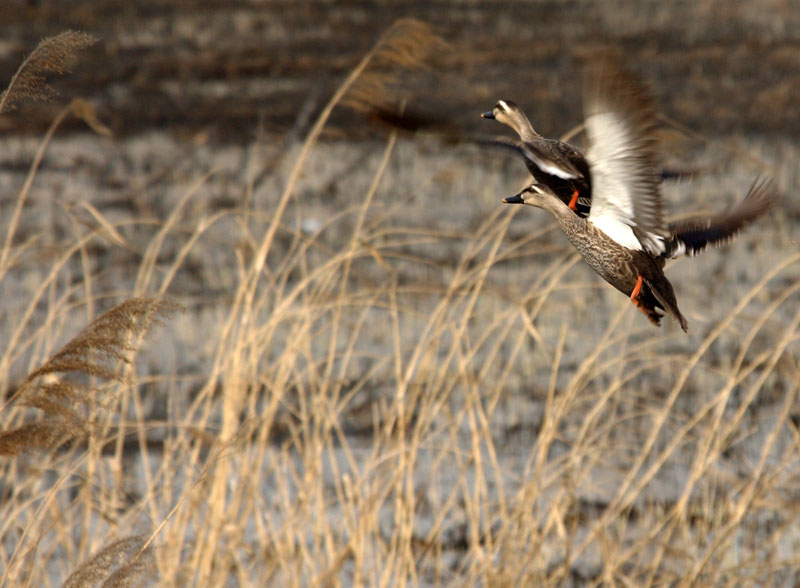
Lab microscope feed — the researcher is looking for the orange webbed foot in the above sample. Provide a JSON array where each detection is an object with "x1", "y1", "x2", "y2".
[
  {"x1": 630, "y1": 275, "x2": 643, "y2": 306},
  {"x1": 630, "y1": 275, "x2": 657, "y2": 323},
  {"x1": 568, "y1": 189, "x2": 579, "y2": 211}
]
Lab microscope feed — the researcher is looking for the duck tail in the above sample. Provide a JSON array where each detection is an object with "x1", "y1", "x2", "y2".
[
  {"x1": 634, "y1": 287, "x2": 665, "y2": 326},
  {"x1": 643, "y1": 276, "x2": 689, "y2": 333}
]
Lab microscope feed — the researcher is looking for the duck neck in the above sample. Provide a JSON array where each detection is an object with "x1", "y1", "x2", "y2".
[
  {"x1": 540, "y1": 194, "x2": 577, "y2": 224},
  {"x1": 539, "y1": 196, "x2": 589, "y2": 246},
  {"x1": 513, "y1": 112, "x2": 540, "y2": 142}
]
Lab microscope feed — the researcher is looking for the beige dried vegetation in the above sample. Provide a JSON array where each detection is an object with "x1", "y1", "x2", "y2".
[{"x1": 1, "y1": 20, "x2": 799, "y2": 588}]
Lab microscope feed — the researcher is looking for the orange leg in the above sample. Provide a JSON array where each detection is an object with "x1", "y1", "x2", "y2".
[
  {"x1": 567, "y1": 189, "x2": 579, "y2": 211},
  {"x1": 630, "y1": 275, "x2": 643, "y2": 307}
]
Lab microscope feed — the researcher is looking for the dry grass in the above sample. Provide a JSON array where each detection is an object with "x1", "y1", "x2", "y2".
[
  {"x1": 0, "y1": 297, "x2": 179, "y2": 457},
  {"x1": 1, "y1": 20, "x2": 799, "y2": 588}
]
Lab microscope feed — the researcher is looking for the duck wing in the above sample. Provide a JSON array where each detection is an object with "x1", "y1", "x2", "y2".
[
  {"x1": 478, "y1": 135, "x2": 584, "y2": 180},
  {"x1": 584, "y1": 58, "x2": 668, "y2": 255},
  {"x1": 664, "y1": 178, "x2": 777, "y2": 259}
]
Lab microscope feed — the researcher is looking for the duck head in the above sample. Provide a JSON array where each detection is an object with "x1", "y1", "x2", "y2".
[
  {"x1": 481, "y1": 100, "x2": 534, "y2": 138},
  {"x1": 503, "y1": 183, "x2": 560, "y2": 209}
]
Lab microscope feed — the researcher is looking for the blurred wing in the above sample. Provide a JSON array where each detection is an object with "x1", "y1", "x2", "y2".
[
  {"x1": 368, "y1": 105, "x2": 461, "y2": 135},
  {"x1": 368, "y1": 105, "x2": 584, "y2": 180},
  {"x1": 665, "y1": 178, "x2": 777, "y2": 258},
  {"x1": 585, "y1": 58, "x2": 666, "y2": 254}
]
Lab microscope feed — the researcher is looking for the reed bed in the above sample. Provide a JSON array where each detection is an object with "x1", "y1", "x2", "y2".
[{"x1": 1, "y1": 21, "x2": 799, "y2": 587}]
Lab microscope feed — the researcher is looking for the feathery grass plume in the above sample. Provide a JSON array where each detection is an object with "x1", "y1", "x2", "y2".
[
  {"x1": 0, "y1": 298, "x2": 180, "y2": 455},
  {"x1": 27, "y1": 298, "x2": 180, "y2": 384},
  {"x1": 0, "y1": 30, "x2": 98, "y2": 114},
  {"x1": 61, "y1": 535, "x2": 154, "y2": 588},
  {"x1": 341, "y1": 19, "x2": 447, "y2": 115},
  {"x1": 0, "y1": 419, "x2": 77, "y2": 456}
]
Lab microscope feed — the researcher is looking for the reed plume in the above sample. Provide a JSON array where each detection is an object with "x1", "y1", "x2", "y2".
[
  {"x1": 0, "y1": 30, "x2": 97, "y2": 114},
  {"x1": 0, "y1": 298, "x2": 180, "y2": 455},
  {"x1": 61, "y1": 535, "x2": 155, "y2": 588},
  {"x1": 341, "y1": 19, "x2": 447, "y2": 115}
]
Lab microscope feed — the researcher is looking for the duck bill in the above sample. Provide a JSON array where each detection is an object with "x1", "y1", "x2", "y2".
[
  {"x1": 502, "y1": 193, "x2": 525, "y2": 204},
  {"x1": 480, "y1": 110, "x2": 495, "y2": 119}
]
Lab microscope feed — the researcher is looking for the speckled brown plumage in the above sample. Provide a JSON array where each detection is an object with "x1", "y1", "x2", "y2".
[
  {"x1": 536, "y1": 190, "x2": 687, "y2": 330},
  {"x1": 500, "y1": 59, "x2": 783, "y2": 332}
]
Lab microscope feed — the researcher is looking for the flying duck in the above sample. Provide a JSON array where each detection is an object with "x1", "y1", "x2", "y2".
[
  {"x1": 502, "y1": 60, "x2": 776, "y2": 331},
  {"x1": 365, "y1": 101, "x2": 591, "y2": 214},
  {"x1": 481, "y1": 100, "x2": 592, "y2": 216}
]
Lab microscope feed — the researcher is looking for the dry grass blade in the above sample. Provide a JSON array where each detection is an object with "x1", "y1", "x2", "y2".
[
  {"x1": 60, "y1": 534, "x2": 154, "y2": 588},
  {"x1": 0, "y1": 30, "x2": 98, "y2": 113},
  {"x1": 71, "y1": 97, "x2": 113, "y2": 137},
  {"x1": 0, "y1": 298, "x2": 180, "y2": 455}
]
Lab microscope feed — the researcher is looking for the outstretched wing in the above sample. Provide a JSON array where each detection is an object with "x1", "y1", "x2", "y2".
[
  {"x1": 585, "y1": 58, "x2": 667, "y2": 255},
  {"x1": 367, "y1": 104, "x2": 584, "y2": 179},
  {"x1": 665, "y1": 178, "x2": 777, "y2": 258}
]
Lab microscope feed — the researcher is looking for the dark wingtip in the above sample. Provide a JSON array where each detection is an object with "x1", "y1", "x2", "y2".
[
  {"x1": 666, "y1": 176, "x2": 779, "y2": 259},
  {"x1": 747, "y1": 176, "x2": 780, "y2": 211},
  {"x1": 503, "y1": 194, "x2": 524, "y2": 204},
  {"x1": 481, "y1": 111, "x2": 495, "y2": 119}
]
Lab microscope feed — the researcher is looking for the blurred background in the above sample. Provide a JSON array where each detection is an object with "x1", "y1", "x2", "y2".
[
  {"x1": 2, "y1": 1, "x2": 797, "y2": 359},
  {"x1": 3, "y1": 0, "x2": 799, "y2": 139}
]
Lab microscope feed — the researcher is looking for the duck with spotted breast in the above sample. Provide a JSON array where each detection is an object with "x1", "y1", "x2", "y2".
[
  {"x1": 491, "y1": 97, "x2": 773, "y2": 265},
  {"x1": 481, "y1": 99, "x2": 592, "y2": 216},
  {"x1": 502, "y1": 59, "x2": 776, "y2": 331}
]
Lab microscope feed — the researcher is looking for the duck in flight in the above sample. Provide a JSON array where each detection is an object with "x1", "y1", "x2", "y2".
[
  {"x1": 501, "y1": 60, "x2": 776, "y2": 331},
  {"x1": 481, "y1": 100, "x2": 591, "y2": 216},
  {"x1": 481, "y1": 98, "x2": 702, "y2": 219},
  {"x1": 365, "y1": 100, "x2": 591, "y2": 214}
]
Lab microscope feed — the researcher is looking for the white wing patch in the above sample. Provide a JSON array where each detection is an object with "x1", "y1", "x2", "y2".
[
  {"x1": 585, "y1": 110, "x2": 664, "y2": 255},
  {"x1": 590, "y1": 216, "x2": 643, "y2": 250},
  {"x1": 586, "y1": 111, "x2": 638, "y2": 225},
  {"x1": 669, "y1": 240, "x2": 686, "y2": 259},
  {"x1": 521, "y1": 145, "x2": 580, "y2": 180}
]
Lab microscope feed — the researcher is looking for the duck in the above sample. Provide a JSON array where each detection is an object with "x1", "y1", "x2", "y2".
[
  {"x1": 481, "y1": 100, "x2": 592, "y2": 216},
  {"x1": 366, "y1": 101, "x2": 592, "y2": 214},
  {"x1": 502, "y1": 60, "x2": 776, "y2": 331},
  {"x1": 481, "y1": 99, "x2": 702, "y2": 219}
]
